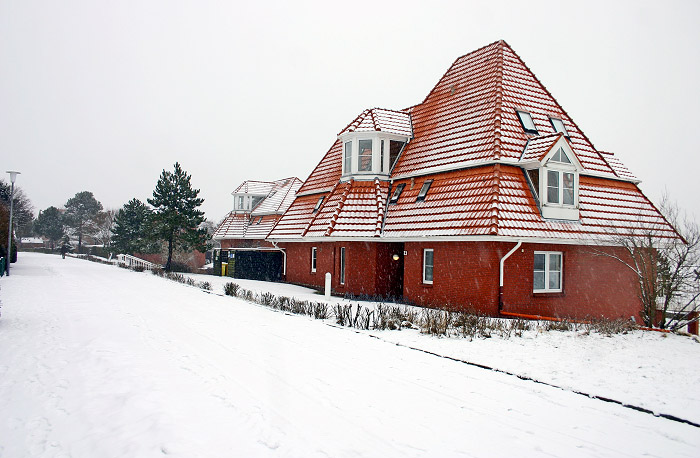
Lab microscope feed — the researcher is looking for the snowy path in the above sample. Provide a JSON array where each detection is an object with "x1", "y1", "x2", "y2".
[{"x1": 1, "y1": 253, "x2": 699, "y2": 457}]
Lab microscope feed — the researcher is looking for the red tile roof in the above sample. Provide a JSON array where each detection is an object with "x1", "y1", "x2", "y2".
[
  {"x1": 338, "y1": 108, "x2": 413, "y2": 137},
  {"x1": 269, "y1": 40, "x2": 676, "y2": 243},
  {"x1": 214, "y1": 177, "x2": 302, "y2": 240}
]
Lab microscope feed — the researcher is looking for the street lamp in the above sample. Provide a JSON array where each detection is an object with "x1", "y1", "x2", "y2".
[{"x1": 5, "y1": 171, "x2": 20, "y2": 276}]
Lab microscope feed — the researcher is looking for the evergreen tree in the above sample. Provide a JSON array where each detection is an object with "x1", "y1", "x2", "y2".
[
  {"x1": 112, "y1": 199, "x2": 155, "y2": 255},
  {"x1": 64, "y1": 191, "x2": 103, "y2": 254},
  {"x1": 148, "y1": 163, "x2": 208, "y2": 271},
  {"x1": 34, "y1": 206, "x2": 65, "y2": 249}
]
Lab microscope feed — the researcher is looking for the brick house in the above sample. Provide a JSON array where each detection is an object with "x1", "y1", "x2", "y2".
[
  {"x1": 267, "y1": 40, "x2": 678, "y2": 321},
  {"x1": 213, "y1": 177, "x2": 302, "y2": 281}
]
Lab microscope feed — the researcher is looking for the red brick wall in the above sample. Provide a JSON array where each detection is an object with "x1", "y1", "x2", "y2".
[
  {"x1": 500, "y1": 243, "x2": 640, "y2": 320},
  {"x1": 284, "y1": 241, "x2": 385, "y2": 296},
  {"x1": 282, "y1": 240, "x2": 641, "y2": 321}
]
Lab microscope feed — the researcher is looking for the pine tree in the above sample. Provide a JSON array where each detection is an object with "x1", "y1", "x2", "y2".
[
  {"x1": 64, "y1": 191, "x2": 103, "y2": 254},
  {"x1": 112, "y1": 199, "x2": 155, "y2": 255},
  {"x1": 34, "y1": 206, "x2": 65, "y2": 249},
  {"x1": 148, "y1": 163, "x2": 208, "y2": 271}
]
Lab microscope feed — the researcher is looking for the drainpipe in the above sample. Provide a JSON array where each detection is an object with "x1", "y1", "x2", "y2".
[
  {"x1": 499, "y1": 241, "x2": 522, "y2": 312},
  {"x1": 270, "y1": 241, "x2": 287, "y2": 276}
]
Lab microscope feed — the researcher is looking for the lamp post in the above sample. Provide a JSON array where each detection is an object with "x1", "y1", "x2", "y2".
[{"x1": 5, "y1": 171, "x2": 20, "y2": 276}]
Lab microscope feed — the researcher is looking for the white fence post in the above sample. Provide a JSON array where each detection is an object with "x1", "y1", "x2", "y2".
[{"x1": 325, "y1": 272, "x2": 331, "y2": 300}]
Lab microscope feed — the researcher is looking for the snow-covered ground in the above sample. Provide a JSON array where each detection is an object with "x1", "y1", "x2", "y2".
[{"x1": 1, "y1": 253, "x2": 699, "y2": 457}]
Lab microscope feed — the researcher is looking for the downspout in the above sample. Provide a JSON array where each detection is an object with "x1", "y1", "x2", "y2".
[
  {"x1": 499, "y1": 241, "x2": 522, "y2": 312},
  {"x1": 270, "y1": 241, "x2": 287, "y2": 276}
]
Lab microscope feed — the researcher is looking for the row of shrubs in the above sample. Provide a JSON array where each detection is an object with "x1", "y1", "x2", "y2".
[
  {"x1": 222, "y1": 281, "x2": 636, "y2": 339},
  {"x1": 72, "y1": 254, "x2": 641, "y2": 340}
]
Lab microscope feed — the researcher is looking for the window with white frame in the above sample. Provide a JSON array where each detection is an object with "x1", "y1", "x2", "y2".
[
  {"x1": 423, "y1": 249, "x2": 434, "y2": 284},
  {"x1": 533, "y1": 252, "x2": 562, "y2": 292},
  {"x1": 344, "y1": 141, "x2": 352, "y2": 174},
  {"x1": 546, "y1": 170, "x2": 575, "y2": 206},
  {"x1": 358, "y1": 139, "x2": 373, "y2": 171},
  {"x1": 311, "y1": 247, "x2": 317, "y2": 273},
  {"x1": 340, "y1": 247, "x2": 346, "y2": 284}
]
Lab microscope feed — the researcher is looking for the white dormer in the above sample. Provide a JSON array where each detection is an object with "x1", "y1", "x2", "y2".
[
  {"x1": 339, "y1": 133, "x2": 409, "y2": 179},
  {"x1": 521, "y1": 135, "x2": 583, "y2": 221},
  {"x1": 232, "y1": 193, "x2": 266, "y2": 213},
  {"x1": 337, "y1": 108, "x2": 413, "y2": 180}
]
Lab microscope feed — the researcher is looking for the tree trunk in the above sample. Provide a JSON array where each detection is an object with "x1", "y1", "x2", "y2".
[{"x1": 165, "y1": 236, "x2": 173, "y2": 271}]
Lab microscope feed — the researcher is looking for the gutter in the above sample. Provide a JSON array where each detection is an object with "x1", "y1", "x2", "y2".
[
  {"x1": 498, "y1": 240, "x2": 522, "y2": 312},
  {"x1": 269, "y1": 241, "x2": 287, "y2": 276}
]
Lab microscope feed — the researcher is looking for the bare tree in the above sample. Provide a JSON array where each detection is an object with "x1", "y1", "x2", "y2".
[{"x1": 598, "y1": 195, "x2": 699, "y2": 331}]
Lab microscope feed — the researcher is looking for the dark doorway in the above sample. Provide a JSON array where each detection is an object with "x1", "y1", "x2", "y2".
[
  {"x1": 233, "y1": 251, "x2": 284, "y2": 282},
  {"x1": 383, "y1": 242, "x2": 404, "y2": 300}
]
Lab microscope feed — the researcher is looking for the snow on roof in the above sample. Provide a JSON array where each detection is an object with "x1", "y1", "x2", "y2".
[
  {"x1": 269, "y1": 40, "x2": 674, "y2": 242},
  {"x1": 338, "y1": 108, "x2": 413, "y2": 138},
  {"x1": 519, "y1": 134, "x2": 562, "y2": 162},
  {"x1": 214, "y1": 177, "x2": 302, "y2": 240}
]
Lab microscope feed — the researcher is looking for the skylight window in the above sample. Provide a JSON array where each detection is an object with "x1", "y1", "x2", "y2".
[
  {"x1": 550, "y1": 117, "x2": 569, "y2": 136},
  {"x1": 517, "y1": 110, "x2": 538, "y2": 134},
  {"x1": 389, "y1": 184, "x2": 405, "y2": 204},
  {"x1": 313, "y1": 196, "x2": 324, "y2": 213},
  {"x1": 416, "y1": 180, "x2": 433, "y2": 202}
]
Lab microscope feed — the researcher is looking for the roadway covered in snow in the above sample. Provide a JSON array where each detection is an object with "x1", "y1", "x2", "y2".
[{"x1": 1, "y1": 253, "x2": 699, "y2": 457}]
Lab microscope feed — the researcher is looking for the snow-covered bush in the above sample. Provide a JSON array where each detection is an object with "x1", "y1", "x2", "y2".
[{"x1": 223, "y1": 282, "x2": 240, "y2": 296}]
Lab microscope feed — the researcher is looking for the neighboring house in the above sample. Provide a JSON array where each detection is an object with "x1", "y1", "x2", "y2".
[
  {"x1": 213, "y1": 177, "x2": 302, "y2": 281},
  {"x1": 268, "y1": 40, "x2": 678, "y2": 321},
  {"x1": 19, "y1": 237, "x2": 47, "y2": 249}
]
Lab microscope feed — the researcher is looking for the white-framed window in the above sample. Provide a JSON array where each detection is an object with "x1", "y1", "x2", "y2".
[
  {"x1": 358, "y1": 139, "x2": 373, "y2": 172},
  {"x1": 311, "y1": 247, "x2": 317, "y2": 273},
  {"x1": 546, "y1": 170, "x2": 575, "y2": 206},
  {"x1": 533, "y1": 251, "x2": 562, "y2": 292},
  {"x1": 339, "y1": 247, "x2": 346, "y2": 284},
  {"x1": 423, "y1": 249, "x2": 434, "y2": 284},
  {"x1": 344, "y1": 141, "x2": 352, "y2": 174},
  {"x1": 516, "y1": 110, "x2": 538, "y2": 135}
]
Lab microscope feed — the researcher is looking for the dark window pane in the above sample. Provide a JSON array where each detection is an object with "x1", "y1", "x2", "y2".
[
  {"x1": 358, "y1": 139, "x2": 372, "y2": 171},
  {"x1": 534, "y1": 253, "x2": 545, "y2": 271},
  {"x1": 533, "y1": 271, "x2": 545, "y2": 290}
]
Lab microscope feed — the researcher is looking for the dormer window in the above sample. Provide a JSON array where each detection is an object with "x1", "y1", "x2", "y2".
[
  {"x1": 389, "y1": 183, "x2": 405, "y2": 204},
  {"x1": 416, "y1": 179, "x2": 433, "y2": 202},
  {"x1": 339, "y1": 133, "x2": 409, "y2": 178},
  {"x1": 358, "y1": 139, "x2": 373, "y2": 171},
  {"x1": 523, "y1": 137, "x2": 581, "y2": 221},
  {"x1": 517, "y1": 110, "x2": 538, "y2": 135},
  {"x1": 550, "y1": 118, "x2": 569, "y2": 137}
]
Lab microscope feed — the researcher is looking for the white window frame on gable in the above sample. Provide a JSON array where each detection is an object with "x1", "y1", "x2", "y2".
[
  {"x1": 533, "y1": 251, "x2": 562, "y2": 293},
  {"x1": 524, "y1": 137, "x2": 582, "y2": 221},
  {"x1": 311, "y1": 247, "x2": 317, "y2": 273}
]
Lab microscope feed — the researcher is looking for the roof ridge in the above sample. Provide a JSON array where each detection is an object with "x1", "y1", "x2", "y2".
[
  {"x1": 373, "y1": 178, "x2": 384, "y2": 237},
  {"x1": 301, "y1": 180, "x2": 340, "y2": 236},
  {"x1": 490, "y1": 164, "x2": 501, "y2": 235},
  {"x1": 493, "y1": 40, "x2": 505, "y2": 161},
  {"x1": 325, "y1": 180, "x2": 353, "y2": 237}
]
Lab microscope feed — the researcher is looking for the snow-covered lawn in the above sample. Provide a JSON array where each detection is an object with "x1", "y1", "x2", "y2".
[{"x1": 0, "y1": 253, "x2": 698, "y2": 457}]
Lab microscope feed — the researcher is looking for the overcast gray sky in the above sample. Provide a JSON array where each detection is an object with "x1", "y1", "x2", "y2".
[{"x1": 1, "y1": 0, "x2": 699, "y2": 224}]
